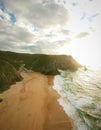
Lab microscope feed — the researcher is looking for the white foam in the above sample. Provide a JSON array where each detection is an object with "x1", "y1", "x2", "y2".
[
  {"x1": 53, "y1": 75, "x2": 90, "y2": 130},
  {"x1": 76, "y1": 96, "x2": 93, "y2": 107},
  {"x1": 53, "y1": 75, "x2": 63, "y2": 94},
  {"x1": 58, "y1": 98, "x2": 90, "y2": 130}
]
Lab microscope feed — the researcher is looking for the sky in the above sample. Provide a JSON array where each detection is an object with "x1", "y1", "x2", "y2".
[{"x1": 0, "y1": 0, "x2": 101, "y2": 67}]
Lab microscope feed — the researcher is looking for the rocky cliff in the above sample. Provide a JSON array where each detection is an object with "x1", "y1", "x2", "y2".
[{"x1": 0, "y1": 59, "x2": 23, "y2": 92}]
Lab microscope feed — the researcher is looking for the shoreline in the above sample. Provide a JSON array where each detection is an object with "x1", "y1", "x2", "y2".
[{"x1": 0, "y1": 72, "x2": 73, "y2": 130}]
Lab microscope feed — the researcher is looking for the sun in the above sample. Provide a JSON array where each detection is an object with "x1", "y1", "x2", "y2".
[
  {"x1": 70, "y1": 41, "x2": 101, "y2": 69},
  {"x1": 58, "y1": 39, "x2": 101, "y2": 69}
]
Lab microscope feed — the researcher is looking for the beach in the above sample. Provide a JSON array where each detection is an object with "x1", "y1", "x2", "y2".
[{"x1": 0, "y1": 72, "x2": 73, "y2": 130}]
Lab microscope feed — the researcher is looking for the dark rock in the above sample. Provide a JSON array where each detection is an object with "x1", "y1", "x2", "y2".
[
  {"x1": 0, "y1": 98, "x2": 3, "y2": 102},
  {"x1": 31, "y1": 54, "x2": 82, "y2": 75},
  {"x1": 0, "y1": 50, "x2": 82, "y2": 75},
  {"x1": 0, "y1": 59, "x2": 23, "y2": 92}
]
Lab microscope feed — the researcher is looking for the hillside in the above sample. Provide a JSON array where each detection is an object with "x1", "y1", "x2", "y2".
[
  {"x1": 0, "y1": 50, "x2": 82, "y2": 75},
  {"x1": 0, "y1": 59, "x2": 23, "y2": 92},
  {"x1": 0, "y1": 50, "x2": 81, "y2": 92},
  {"x1": 30, "y1": 54, "x2": 82, "y2": 75}
]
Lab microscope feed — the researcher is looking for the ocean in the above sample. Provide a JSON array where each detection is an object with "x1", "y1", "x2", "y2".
[{"x1": 53, "y1": 67, "x2": 101, "y2": 130}]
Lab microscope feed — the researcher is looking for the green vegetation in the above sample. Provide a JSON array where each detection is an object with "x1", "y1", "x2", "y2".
[
  {"x1": 0, "y1": 51, "x2": 34, "y2": 70},
  {"x1": 0, "y1": 50, "x2": 81, "y2": 92},
  {"x1": 0, "y1": 50, "x2": 81, "y2": 75},
  {"x1": 0, "y1": 59, "x2": 23, "y2": 92}
]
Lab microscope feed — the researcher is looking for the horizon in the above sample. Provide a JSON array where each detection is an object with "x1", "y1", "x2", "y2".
[
  {"x1": 0, "y1": 1, "x2": 101, "y2": 129},
  {"x1": 0, "y1": 49, "x2": 73, "y2": 56},
  {"x1": 0, "y1": 0, "x2": 101, "y2": 68}
]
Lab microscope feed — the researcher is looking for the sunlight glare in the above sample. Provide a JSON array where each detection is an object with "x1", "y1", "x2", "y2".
[{"x1": 70, "y1": 41, "x2": 101, "y2": 69}]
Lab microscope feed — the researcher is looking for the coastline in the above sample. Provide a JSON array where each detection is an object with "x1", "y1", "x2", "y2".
[{"x1": 0, "y1": 72, "x2": 73, "y2": 130}]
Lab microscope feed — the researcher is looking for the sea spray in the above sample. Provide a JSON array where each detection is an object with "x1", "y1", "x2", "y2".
[
  {"x1": 53, "y1": 75, "x2": 90, "y2": 130},
  {"x1": 53, "y1": 67, "x2": 101, "y2": 130}
]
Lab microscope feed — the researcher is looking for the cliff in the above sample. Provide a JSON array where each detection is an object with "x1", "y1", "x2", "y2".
[
  {"x1": 0, "y1": 59, "x2": 23, "y2": 92},
  {"x1": 0, "y1": 51, "x2": 82, "y2": 75},
  {"x1": 0, "y1": 50, "x2": 82, "y2": 92}
]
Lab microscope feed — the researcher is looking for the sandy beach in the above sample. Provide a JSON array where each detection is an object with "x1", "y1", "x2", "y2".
[{"x1": 0, "y1": 72, "x2": 73, "y2": 130}]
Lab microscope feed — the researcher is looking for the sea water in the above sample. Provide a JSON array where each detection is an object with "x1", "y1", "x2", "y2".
[{"x1": 53, "y1": 67, "x2": 101, "y2": 130}]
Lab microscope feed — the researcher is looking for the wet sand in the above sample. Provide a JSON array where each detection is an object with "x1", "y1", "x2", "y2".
[{"x1": 0, "y1": 72, "x2": 73, "y2": 130}]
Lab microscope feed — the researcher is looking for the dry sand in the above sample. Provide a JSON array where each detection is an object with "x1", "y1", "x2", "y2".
[{"x1": 0, "y1": 72, "x2": 73, "y2": 130}]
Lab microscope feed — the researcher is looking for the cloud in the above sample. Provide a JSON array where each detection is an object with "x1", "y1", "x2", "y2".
[
  {"x1": 61, "y1": 29, "x2": 71, "y2": 35},
  {"x1": 0, "y1": 9, "x2": 10, "y2": 21},
  {"x1": 0, "y1": 0, "x2": 68, "y2": 53},
  {"x1": 0, "y1": 20, "x2": 34, "y2": 50},
  {"x1": 76, "y1": 32, "x2": 89, "y2": 39},
  {"x1": 3, "y1": 0, "x2": 68, "y2": 28},
  {"x1": 1, "y1": 0, "x2": 100, "y2": 55},
  {"x1": 0, "y1": 17, "x2": 71, "y2": 54},
  {"x1": 0, "y1": 0, "x2": 69, "y2": 53},
  {"x1": 19, "y1": 37, "x2": 71, "y2": 54},
  {"x1": 0, "y1": 0, "x2": 6, "y2": 12},
  {"x1": 29, "y1": 3, "x2": 68, "y2": 28}
]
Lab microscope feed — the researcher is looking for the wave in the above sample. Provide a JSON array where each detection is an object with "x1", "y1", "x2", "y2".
[{"x1": 53, "y1": 67, "x2": 101, "y2": 130}]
